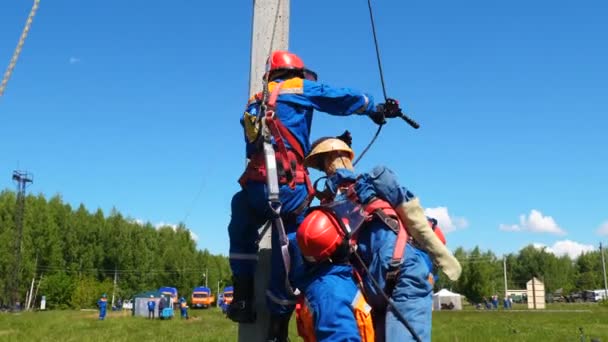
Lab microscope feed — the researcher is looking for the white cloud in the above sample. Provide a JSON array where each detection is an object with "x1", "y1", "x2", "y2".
[
  {"x1": 155, "y1": 221, "x2": 178, "y2": 230},
  {"x1": 423, "y1": 207, "x2": 469, "y2": 233},
  {"x1": 155, "y1": 222, "x2": 199, "y2": 242},
  {"x1": 499, "y1": 209, "x2": 566, "y2": 235},
  {"x1": 596, "y1": 221, "x2": 608, "y2": 236},
  {"x1": 131, "y1": 219, "x2": 198, "y2": 242},
  {"x1": 190, "y1": 231, "x2": 199, "y2": 242},
  {"x1": 69, "y1": 57, "x2": 81, "y2": 64},
  {"x1": 532, "y1": 240, "x2": 595, "y2": 259}
]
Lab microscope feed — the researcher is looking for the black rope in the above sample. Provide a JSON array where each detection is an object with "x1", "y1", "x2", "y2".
[
  {"x1": 354, "y1": 0, "x2": 389, "y2": 167},
  {"x1": 353, "y1": 124, "x2": 381, "y2": 167},
  {"x1": 352, "y1": 249, "x2": 423, "y2": 342},
  {"x1": 367, "y1": 0, "x2": 388, "y2": 102}
]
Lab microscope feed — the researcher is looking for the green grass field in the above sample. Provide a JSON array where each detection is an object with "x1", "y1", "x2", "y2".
[{"x1": 1, "y1": 303, "x2": 607, "y2": 341}]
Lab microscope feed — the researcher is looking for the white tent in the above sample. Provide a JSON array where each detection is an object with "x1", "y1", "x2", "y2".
[{"x1": 432, "y1": 289, "x2": 462, "y2": 311}]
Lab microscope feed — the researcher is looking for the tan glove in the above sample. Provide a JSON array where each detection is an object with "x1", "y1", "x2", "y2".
[{"x1": 395, "y1": 198, "x2": 462, "y2": 281}]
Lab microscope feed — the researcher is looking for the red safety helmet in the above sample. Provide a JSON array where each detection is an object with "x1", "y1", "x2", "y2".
[
  {"x1": 267, "y1": 50, "x2": 304, "y2": 72},
  {"x1": 434, "y1": 225, "x2": 447, "y2": 245},
  {"x1": 428, "y1": 217, "x2": 447, "y2": 245},
  {"x1": 264, "y1": 50, "x2": 317, "y2": 81},
  {"x1": 297, "y1": 208, "x2": 348, "y2": 263}
]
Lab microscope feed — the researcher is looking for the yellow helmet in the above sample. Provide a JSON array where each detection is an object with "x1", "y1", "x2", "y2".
[{"x1": 304, "y1": 137, "x2": 355, "y2": 171}]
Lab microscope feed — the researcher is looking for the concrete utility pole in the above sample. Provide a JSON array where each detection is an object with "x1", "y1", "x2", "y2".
[
  {"x1": 26, "y1": 255, "x2": 37, "y2": 310},
  {"x1": 111, "y1": 266, "x2": 118, "y2": 308},
  {"x1": 600, "y1": 243, "x2": 608, "y2": 299},
  {"x1": 243, "y1": 1, "x2": 289, "y2": 341},
  {"x1": 217, "y1": 280, "x2": 221, "y2": 307},
  {"x1": 503, "y1": 257, "x2": 508, "y2": 298}
]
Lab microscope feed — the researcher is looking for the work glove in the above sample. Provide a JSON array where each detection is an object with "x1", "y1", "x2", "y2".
[{"x1": 376, "y1": 98, "x2": 402, "y2": 118}]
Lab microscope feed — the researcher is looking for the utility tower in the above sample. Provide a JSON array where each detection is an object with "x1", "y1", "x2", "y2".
[
  {"x1": 9, "y1": 170, "x2": 33, "y2": 311},
  {"x1": 242, "y1": 0, "x2": 289, "y2": 341}
]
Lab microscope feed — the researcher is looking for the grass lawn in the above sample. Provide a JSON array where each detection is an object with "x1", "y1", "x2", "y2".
[
  {"x1": 1, "y1": 303, "x2": 607, "y2": 341},
  {"x1": 432, "y1": 303, "x2": 608, "y2": 341}
]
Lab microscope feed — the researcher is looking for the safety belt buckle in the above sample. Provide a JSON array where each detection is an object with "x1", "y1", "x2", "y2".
[
  {"x1": 373, "y1": 209, "x2": 399, "y2": 234},
  {"x1": 386, "y1": 262, "x2": 401, "y2": 282}
]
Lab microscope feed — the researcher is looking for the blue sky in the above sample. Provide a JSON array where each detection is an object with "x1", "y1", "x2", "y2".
[{"x1": 1, "y1": 0, "x2": 607, "y2": 258}]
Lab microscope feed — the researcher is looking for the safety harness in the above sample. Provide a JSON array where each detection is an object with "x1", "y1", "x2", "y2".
[
  {"x1": 357, "y1": 197, "x2": 409, "y2": 297},
  {"x1": 239, "y1": 81, "x2": 315, "y2": 202},
  {"x1": 238, "y1": 80, "x2": 315, "y2": 294},
  {"x1": 315, "y1": 182, "x2": 410, "y2": 298}
]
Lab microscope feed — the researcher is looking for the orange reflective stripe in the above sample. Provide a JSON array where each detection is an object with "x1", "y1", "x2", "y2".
[
  {"x1": 270, "y1": 78, "x2": 303, "y2": 94},
  {"x1": 295, "y1": 297, "x2": 316, "y2": 342},
  {"x1": 247, "y1": 78, "x2": 304, "y2": 106},
  {"x1": 351, "y1": 290, "x2": 375, "y2": 342}
]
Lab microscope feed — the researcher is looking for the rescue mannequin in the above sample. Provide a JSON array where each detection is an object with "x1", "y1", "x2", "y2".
[{"x1": 300, "y1": 133, "x2": 461, "y2": 342}]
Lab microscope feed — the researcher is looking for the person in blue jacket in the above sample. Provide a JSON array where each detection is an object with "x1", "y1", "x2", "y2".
[
  {"x1": 179, "y1": 297, "x2": 189, "y2": 319},
  {"x1": 302, "y1": 133, "x2": 436, "y2": 342},
  {"x1": 97, "y1": 293, "x2": 108, "y2": 320},
  {"x1": 147, "y1": 295, "x2": 156, "y2": 319},
  {"x1": 227, "y1": 50, "x2": 388, "y2": 341},
  {"x1": 295, "y1": 199, "x2": 375, "y2": 341}
]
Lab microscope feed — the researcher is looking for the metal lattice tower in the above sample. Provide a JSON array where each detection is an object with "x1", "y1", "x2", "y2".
[{"x1": 9, "y1": 170, "x2": 33, "y2": 311}]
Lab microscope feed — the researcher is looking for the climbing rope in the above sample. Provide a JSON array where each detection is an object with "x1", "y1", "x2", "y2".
[
  {"x1": 0, "y1": 0, "x2": 41, "y2": 99},
  {"x1": 353, "y1": 0, "x2": 420, "y2": 167},
  {"x1": 353, "y1": 0, "x2": 387, "y2": 167}
]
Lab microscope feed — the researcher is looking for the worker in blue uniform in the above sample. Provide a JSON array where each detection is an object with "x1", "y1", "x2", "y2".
[
  {"x1": 179, "y1": 297, "x2": 189, "y2": 319},
  {"x1": 295, "y1": 199, "x2": 375, "y2": 341},
  {"x1": 97, "y1": 293, "x2": 108, "y2": 320},
  {"x1": 147, "y1": 295, "x2": 156, "y2": 319},
  {"x1": 301, "y1": 133, "x2": 438, "y2": 342},
  {"x1": 227, "y1": 50, "x2": 388, "y2": 341}
]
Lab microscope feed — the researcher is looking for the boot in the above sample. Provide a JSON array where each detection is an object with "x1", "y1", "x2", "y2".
[
  {"x1": 227, "y1": 275, "x2": 257, "y2": 323},
  {"x1": 266, "y1": 313, "x2": 291, "y2": 342}
]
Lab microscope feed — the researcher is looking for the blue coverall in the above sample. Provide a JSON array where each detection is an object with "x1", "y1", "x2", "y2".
[
  {"x1": 97, "y1": 297, "x2": 107, "y2": 320},
  {"x1": 147, "y1": 299, "x2": 156, "y2": 319},
  {"x1": 326, "y1": 167, "x2": 434, "y2": 342},
  {"x1": 299, "y1": 263, "x2": 366, "y2": 341},
  {"x1": 179, "y1": 298, "x2": 189, "y2": 319},
  {"x1": 228, "y1": 77, "x2": 377, "y2": 315}
]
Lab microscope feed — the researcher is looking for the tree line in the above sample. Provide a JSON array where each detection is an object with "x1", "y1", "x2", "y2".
[
  {"x1": 434, "y1": 245, "x2": 606, "y2": 303},
  {"x1": 0, "y1": 190, "x2": 232, "y2": 309},
  {"x1": 1, "y1": 189, "x2": 605, "y2": 309}
]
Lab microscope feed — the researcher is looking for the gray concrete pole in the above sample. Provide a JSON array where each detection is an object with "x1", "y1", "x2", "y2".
[
  {"x1": 248, "y1": 0, "x2": 289, "y2": 98},
  {"x1": 600, "y1": 243, "x2": 608, "y2": 300},
  {"x1": 241, "y1": 1, "x2": 289, "y2": 341},
  {"x1": 503, "y1": 257, "x2": 508, "y2": 298}
]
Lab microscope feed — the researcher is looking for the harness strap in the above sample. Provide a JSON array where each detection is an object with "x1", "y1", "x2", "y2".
[
  {"x1": 264, "y1": 82, "x2": 296, "y2": 189},
  {"x1": 362, "y1": 198, "x2": 409, "y2": 297},
  {"x1": 243, "y1": 81, "x2": 315, "y2": 198}
]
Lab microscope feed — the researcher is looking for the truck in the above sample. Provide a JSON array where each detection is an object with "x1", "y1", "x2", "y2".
[
  {"x1": 219, "y1": 286, "x2": 233, "y2": 314},
  {"x1": 584, "y1": 289, "x2": 608, "y2": 302},
  {"x1": 191, "y1": 286, "x2": 215, "y2": 309}
]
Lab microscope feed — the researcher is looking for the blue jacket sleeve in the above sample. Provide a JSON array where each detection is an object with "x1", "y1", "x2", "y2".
[{"x1": 303, "y1": 80, "x2": 376, "y2": 116}]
